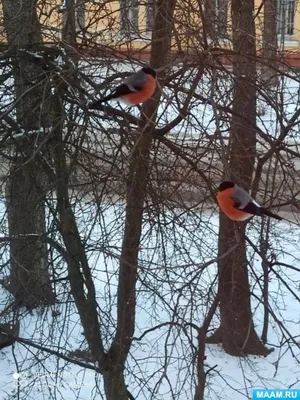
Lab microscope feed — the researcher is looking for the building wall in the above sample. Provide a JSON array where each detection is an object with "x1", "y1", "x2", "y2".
[{"x1": 0, "y1": 0, "x2": 300, "y2": 56}]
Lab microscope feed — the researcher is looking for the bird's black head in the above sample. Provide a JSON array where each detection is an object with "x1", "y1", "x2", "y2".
[
  {"x1": 142, "y1": 67, "x2": 157, "y2": 78},
  {"x1": 218, "y1": 181, "x2": 235, "y2": 192}
]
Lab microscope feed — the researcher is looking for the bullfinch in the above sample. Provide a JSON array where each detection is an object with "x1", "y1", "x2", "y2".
[
  {"x1": 217, "y1": 181, "x2": 282, "y2": 221},
  {"x1": 88, "y1": 67, "x2": 157, "y2": 108}
]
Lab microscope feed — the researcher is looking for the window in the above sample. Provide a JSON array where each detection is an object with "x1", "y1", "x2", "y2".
[
  {"x1": 277, "y1": 0, "x2": 295, "y2": 37},
  {"x1": 216, "y1": 0, "x2": 228, "y2": 39},
  {"x1": 60, "y1": 0, "x2": 85, "y2": 38},
  {"x1": 146, "y1": 0, "x2": 155, "y2": 33},
  {"x1": 76, "y1": 0, "x2": 85, "y2": 31},
  {"x1": 120, "y1": 0, "x2": 139, "y2": 36}
]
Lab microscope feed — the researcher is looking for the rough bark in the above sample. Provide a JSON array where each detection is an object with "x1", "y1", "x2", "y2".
[
  {"x1": 51, "y1": 95, "x2": 107, "y2": 370},
  {"x1": 5, "y1": 158, "x2": 54, "y2": 308},
  {"x1": 104, "y1": 0, "x2": 177, "y2": 398},
  {"x1": 261, "y1": 0, "x2": 278, "y2": 87},
  {"x1": 3, "y1": 0, "x2": 55, "y2": 308},
  {"x1": 209, "y1": 218, "x2": 270, "y2": 356},
  {"x1": 207, "y1": 0, "x2": 270, "y2": 356}
]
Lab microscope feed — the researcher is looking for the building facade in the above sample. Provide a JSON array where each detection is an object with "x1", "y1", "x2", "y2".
[{"x1": 0, "y1": 0, "x2": 300, "y2": 61}]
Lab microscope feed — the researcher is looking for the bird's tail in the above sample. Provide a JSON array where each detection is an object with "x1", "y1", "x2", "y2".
[
  {"x1": 88, "y1": 95, "x2": 113, "y2": 109},
  {"x1": 260, "y1": 207, "x2": 282, "y2": 221}
]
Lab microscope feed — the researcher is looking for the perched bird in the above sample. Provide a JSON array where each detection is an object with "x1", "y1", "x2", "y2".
[
  {"x1": 217, "y1": 181, "x2": 282, "y2": 221},
  {"x1": 88, "y1": 67, "x2": 157, "y2": 108}
]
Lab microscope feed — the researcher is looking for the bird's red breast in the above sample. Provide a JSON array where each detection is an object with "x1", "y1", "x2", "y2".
[
  {"x1": 217, "y1": 187, "x2": 252, "y2": 221},
  {"x1": 121, "y1": 74, "x2": 156, "y2": 105}
]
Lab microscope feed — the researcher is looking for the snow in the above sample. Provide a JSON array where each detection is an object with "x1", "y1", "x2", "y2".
[
  {"x1": 22, "y1": 51, "x2": 43, "y2": 60},
  {"x1": 1, "y1": 61, "x2": 300, "y2": 150},
  {"x1": 79, "y1": 62, "x2": 300, "y2": 147},
  {"x1": 12, "y1": 128, "x2": 51, "y2": 138},
  {"x1": 0, "y1": 199, "x2": 299, "y2": 399},
  {"x1": 0, "y1": 62, "x2": 300, "y2": 398}
]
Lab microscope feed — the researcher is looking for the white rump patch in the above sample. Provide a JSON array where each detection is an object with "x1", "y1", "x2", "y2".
[
  {"x1": 252, "y1": 199, "x2": 261, "y2": 207},
  {"x1": 239, "y1": 213, "x2": 253, "y2": 221},
  {"x1": 118, "y1": 96, "x2": 135, "y2": 106}
]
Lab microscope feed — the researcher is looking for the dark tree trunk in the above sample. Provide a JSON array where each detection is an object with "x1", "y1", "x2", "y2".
[
  {"x1": 103, "y1": 370, "x2": 129, "y2": 400},
  {"x1": 104, "y1": 0, "x2": 177, "y2": 397},
  {"x1": 211, "y1": 218, "x2": 270, "y2": 356},
  {"x1": 2, "y1": 0, "x2": 55, "y2": 308},
  {"x1": 207, "y1": 0, "x2": 270, "y2": 356},
  {"x1": 194, "y1": 296, "x2": 219, "y2": 400},
  {"x1": 5, "y1": 159, "x2": 54, "y2": 308},
  {"x1": 51, "y1": 94, "x2": 107, "y2": 370},
  {"x1": 261, "y1": 0, "x2": 278, "y2": 87}
]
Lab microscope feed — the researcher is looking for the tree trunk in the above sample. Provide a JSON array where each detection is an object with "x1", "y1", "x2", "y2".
[
  {"x1": 3, "y1": 0, "x2": 55, "y2": 308},
  {"x1": 261, "y1": 0, "x2": 278, "y2": 87},
  {"x1": 5, "y1": 158, "x2": 54, "y2": 308},
  {"x1": 194, "y1": 296, "x2": 219, "y2": 400},
  {"x1": 103, "y1": 370, "x2": 129, "y2": 400},
  {"x1": 104, "y1": 0, "x2": 177, "y2": 397},
  {"x1": 212, "y1": 218, "x2": 270, "y2": 356},
  {"x1": 51, "y1": 93, "x2": 107, "y2": 370},
  {"x1": 207, "y1": 0, "x2": 270, "y2": 356}
]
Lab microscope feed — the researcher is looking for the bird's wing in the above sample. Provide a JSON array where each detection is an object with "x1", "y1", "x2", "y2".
[
  {"x1": 110, "y1": 83, "x2": 135, "y2": 98},
  {"x1": 230, "y1": 194, "x2": 242, "y2": 209},
  {"x1": 124, "y1": 70, "x2": 147, "y2": 91},
  {"x1": 240, "y1": 201, "x2": 262, "y2": 215},
  {"x1": 231, "y1": 185, "x2": 254, "y2": 209}
]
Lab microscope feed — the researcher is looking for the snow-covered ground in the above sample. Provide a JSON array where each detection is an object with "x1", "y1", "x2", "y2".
[
  {"x1": 0, "y1": 200, "x2": 299, "y2": 400},
  {"x1": 1, "y1": 61, "x2": 300, "y2": 399}
]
